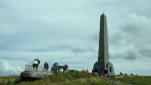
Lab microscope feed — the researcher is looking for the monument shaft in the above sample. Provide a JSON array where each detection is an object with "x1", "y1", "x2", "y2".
[
  {"x1": 93, "y1": 13, "x2": 114, "y2": 76},
  {"x1": 98, "y1": 14, "x2": 109, "y2": 63}
]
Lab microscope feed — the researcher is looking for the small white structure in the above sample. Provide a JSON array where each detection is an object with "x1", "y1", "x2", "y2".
[{"x1": 20, "y1": 64, "x2": 52, "y2": 79}]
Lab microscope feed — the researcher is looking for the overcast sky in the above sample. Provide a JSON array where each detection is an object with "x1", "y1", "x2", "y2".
[{"x1": 0, "y1": 0, "x2": 151, "y2": 76}]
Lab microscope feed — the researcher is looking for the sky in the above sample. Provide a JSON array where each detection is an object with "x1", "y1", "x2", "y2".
[{"x1": 0, "y1": 0, "x2": 151, "y2": 76}]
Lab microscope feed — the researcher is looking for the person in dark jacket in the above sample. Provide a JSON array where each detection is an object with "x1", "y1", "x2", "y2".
[
  {"x1": 63, "y1": 64, "x2": 68, "y2": 72},
  {"x1": 44, "y1": 62, "x2": 49, "y2": 71},
  {"x1": 92, "y1": 68, "x2": 98, "y2": 77},
  {"x1": 51, "y1": 62, "x2": 59, "y2": 72}
]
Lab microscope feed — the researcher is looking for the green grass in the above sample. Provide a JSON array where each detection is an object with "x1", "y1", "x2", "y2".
[
  {"x1": 113, "y1": 75, "x2": 151, "y2": 85},
  {"x1": 0, "y1": 76, "x2": 19, "y2": 85},
  {"x1": 1, "y1": 72, "x2": 151, "y2": 85},
  {"x1": 0, "y1": 71, "x2": 114, "y2": 85}
]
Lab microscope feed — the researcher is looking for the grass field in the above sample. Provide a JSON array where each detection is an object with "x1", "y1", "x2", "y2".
[
  {"x1": 0, "y1": 71, "x2": 151, "y2": 85},
  {"x1": 113, "y1": 75, "x2": 151, "y2": 85}
]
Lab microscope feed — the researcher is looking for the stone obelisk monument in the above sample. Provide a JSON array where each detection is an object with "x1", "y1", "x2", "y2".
[{"x1": 93, "y1": 13, "x2": 114, "y2": 76}]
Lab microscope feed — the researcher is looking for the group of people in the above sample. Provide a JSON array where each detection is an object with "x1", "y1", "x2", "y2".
[
  {"x1": 32, "y1": 58, "x2": 68, "y2": 72},
  {"x1": 51, "y1": 62, "x2": 68, "y2": 72},
  {"x1": 32, "y1": 58, "x2": 108, "y2": 78}
]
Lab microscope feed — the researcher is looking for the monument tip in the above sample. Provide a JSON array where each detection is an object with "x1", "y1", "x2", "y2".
[{"x1": 101, "y1": 13, "x2": 106, "y2": 17}]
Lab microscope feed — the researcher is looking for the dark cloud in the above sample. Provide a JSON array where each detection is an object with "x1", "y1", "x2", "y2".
[
  {"x1": 71, "y1": 46, "x2": 97, "y2": 55},
  {"x1": 71, "y1": 48, "x2": 85, "y2": 55}
]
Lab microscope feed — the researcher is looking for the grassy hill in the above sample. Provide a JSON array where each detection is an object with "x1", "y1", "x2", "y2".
[{"x1": 0, "y1": 71, "x2": 151, "y2": 85}]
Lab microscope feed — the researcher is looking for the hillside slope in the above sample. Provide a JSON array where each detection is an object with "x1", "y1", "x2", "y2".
[
  {"x1": 0, "y1": 71, "x2": 151, "y2": 85},
  {"x1": 0, "y1": 71, "x2": 114, "y2": 85}
]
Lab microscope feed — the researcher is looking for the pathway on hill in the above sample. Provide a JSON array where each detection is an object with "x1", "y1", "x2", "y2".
[{"x1": 107, "y1": 79, "x2": 133, "y2": 85}]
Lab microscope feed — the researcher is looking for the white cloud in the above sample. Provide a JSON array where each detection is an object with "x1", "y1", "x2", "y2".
[{"x1": 0, "y1": 59, "x2": 23, "y2": 75}]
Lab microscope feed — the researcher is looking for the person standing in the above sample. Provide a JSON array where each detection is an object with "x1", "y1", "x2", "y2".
[
  {"x1": 33, "y1": 58, "x2": 38, "y2": 70},
  {"x1": 101, "y1": 72, "x2": 104, "y2": 79},
  {"x1": 44, "y1": 62, "x2": 49, "y2": 72},
  {"x1": 52, "y1": 62, "x2": 59, "y2": 72},
  {"x1": 63, "y1": 64, "x2": 68, "y2": 72},
  {"x1": 86, "y1": 69, "x2": 89, "y2": 73}
]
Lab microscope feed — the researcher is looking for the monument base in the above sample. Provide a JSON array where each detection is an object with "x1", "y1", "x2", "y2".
[{"x1": 93, "y1": 62, "x2": 114, "y2": 76}]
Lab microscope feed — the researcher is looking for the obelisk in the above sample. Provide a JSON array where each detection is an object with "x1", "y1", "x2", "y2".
[{"x1": 93, "y1": 13, "x2": 114, "y2": 76}]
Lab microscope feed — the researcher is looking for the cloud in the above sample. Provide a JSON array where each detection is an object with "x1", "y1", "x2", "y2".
[
  {"x1": 109, "y1": 14, "x2": 151, "y2": 60},
  {"x1": 0, "y1": 59, "x2": 23, "y2": 75},
  {"x1": 0, "y1": 0, "x2": 151, "y2": 75}
]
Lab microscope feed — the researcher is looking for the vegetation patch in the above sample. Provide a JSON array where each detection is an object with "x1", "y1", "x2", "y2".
[
  {"x1": 0, "y1": 71, "x2": 113, "y2": 85},
  {"x1": 113, "y1": 75, "x2": 151, "y2": 85},
  {"x1": 1, "y1": 72, "x2": 151, "y2": 85}
]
